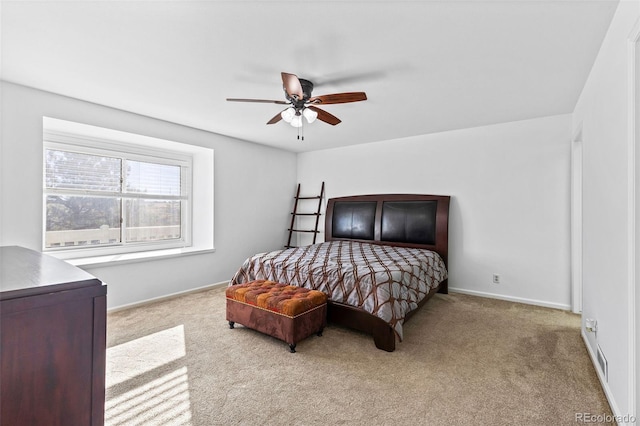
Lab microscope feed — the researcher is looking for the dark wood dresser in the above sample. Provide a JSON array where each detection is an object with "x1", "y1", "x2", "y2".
[{"x1": 0, "y1": 246, "x2": 107, "y2": 425}]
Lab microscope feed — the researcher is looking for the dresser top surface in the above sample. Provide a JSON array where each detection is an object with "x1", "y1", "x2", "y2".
[{"x1": 0, "y1": 246, "x2": 103, "y2": 300}]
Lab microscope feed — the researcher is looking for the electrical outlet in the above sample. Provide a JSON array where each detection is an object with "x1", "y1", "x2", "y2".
[{"x1": 492, "y1": 274, "x2": 500, "y2": 284}]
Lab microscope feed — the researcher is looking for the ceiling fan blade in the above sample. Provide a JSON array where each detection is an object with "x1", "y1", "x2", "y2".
[
  {"x1": 312, "y1": 70, "x2": 385, "y2": 87},
  {"x1": 227, "y1": 98, "x2": 288, "y2": 104},
  {"x1": 308, "y1": 92, "x2": 367, "y2": 105},
  {"x1": 267, "y1": 111, "x2": 284, "y2": 125},
  {"x1": 281, "y1": 72, "x2": 304, "y2": 99},
  {"x1": 308, "y1": 106, "x2": 341, "y2": 126}
]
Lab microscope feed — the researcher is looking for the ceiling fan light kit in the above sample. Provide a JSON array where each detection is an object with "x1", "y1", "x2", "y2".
[
  {"x1": 302, "y1": 108, "x2": 318, "y2": 124},
  {"x1": 281, "y1": 106, "x2": 318, "y2": 127},
  {"x1": 227, "y1": 72, "x2": 367, "y2": 140},
  {"x1": 281, "y1": 107, "x2": 296, "y2": 123},
  {"x1": 290, "y1": 114, "x2": 303, "y2": 128}
]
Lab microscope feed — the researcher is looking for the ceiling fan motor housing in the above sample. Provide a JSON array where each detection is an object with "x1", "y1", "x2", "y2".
[
  {"x1": 298, "y1": 79, "x2": 314, "y2": 99},
  {"x1": 285, "y1": 78, "x2": 314, "y2": 109}
]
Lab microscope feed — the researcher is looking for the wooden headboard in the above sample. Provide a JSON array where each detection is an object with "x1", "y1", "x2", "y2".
[{"x1": 325, "y1": 194, "x2": 451, "y2": 266}]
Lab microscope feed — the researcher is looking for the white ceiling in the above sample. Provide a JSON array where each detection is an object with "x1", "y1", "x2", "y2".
[{"x1": 1, "y1": 0, "x2": 619, "y2": 153}]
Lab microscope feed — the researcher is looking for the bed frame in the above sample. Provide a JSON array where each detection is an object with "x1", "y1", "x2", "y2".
[{"x1": 324, "y1": 193, "x2": 451, "y2": 352}]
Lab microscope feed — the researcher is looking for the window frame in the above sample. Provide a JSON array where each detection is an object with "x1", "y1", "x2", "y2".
[{"x1": 43, "y1": 130, "x2": 193, "y2": 257}]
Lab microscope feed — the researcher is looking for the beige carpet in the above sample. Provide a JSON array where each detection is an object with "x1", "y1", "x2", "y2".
[{"x1": 105, "y1": 286, "x2": 612, "y2": 425}]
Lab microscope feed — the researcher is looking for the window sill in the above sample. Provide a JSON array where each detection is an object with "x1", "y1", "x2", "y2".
[{"x1": 53, "y1": 246, "x2": 215, "y2": 268}]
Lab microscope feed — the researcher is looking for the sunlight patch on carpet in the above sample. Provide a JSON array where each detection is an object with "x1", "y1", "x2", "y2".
[
  {"x1": 106, "y1": 366, "x2": 192, "y2": 425},
  {"x1": 105, "y1": 325, "x2": 192, "y2": 425},
  {"x1": 106, "y1": 325, "x2": 187, "y2": 387}
]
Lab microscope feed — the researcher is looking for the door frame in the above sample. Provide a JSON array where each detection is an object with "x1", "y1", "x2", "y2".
[
  {"x1": 627, "y1": 16, "x2": 639, "y2": 420},
  {"x1": 571, "y1": 125, "x2": 583, "y2": 314}
]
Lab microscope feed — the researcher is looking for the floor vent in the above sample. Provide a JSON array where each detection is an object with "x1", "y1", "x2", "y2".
[{"x1": 596, "y1": 345, "x2": 608, "y2": 382}]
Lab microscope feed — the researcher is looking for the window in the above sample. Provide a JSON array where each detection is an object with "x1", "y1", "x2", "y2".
[{"x1": 44, "y1": 133, "x2": 192, "y2": 254}]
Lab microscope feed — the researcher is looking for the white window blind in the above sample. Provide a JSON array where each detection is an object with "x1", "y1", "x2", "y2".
[{"x1": 44, "y1": 139, "x2": 191, "y2": 252}]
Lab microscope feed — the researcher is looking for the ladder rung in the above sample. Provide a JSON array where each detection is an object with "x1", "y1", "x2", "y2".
[
  {"x1": 288, "y1": 229, "x2": 319, "y2": 233},
  {"x1": 296, "y1": 196, "x2": 321, "y2": 200},
  {"x1": 284, "y1": 245, "x2": 296, "y2": 249},
  {"x1": 291, "y1": 213, "x2": 320, "y2": 216}
]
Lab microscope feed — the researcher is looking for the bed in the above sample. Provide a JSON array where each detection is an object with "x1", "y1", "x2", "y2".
[{"x1": 229, "y1": 193, "x2": 450, "y2": 351}]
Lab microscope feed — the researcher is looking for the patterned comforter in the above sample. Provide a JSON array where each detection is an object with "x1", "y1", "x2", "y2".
[{"x1": 229, "y1": 240, "x2": 447, "y2": 340}]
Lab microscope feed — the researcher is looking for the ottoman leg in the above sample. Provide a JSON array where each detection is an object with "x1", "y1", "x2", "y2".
[
  {"x1": 289, "y1": 343, "x2": 296, "y2": 353},
  {"x1": 228, "y1": 321, "x2": 235, "y2": 329},
  {"x1": 317, "y1": 327, "x2": 324, "y2": 337}
]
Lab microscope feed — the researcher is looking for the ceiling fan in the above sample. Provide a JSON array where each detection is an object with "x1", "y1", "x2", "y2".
[{"x1": 227, "y1": 72, "x2": 367, "y2": 129}]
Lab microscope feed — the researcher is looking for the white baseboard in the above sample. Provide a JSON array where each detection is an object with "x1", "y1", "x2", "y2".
[
  {"x1": 448, "y1": 287, "x2": 571, "y2": 311},
  {"x1": 581, "y1": 330, "x2": 627, "y2": 424},
  {"x1": 107, "y1": 280, "x2": 228, "y2": 313}
]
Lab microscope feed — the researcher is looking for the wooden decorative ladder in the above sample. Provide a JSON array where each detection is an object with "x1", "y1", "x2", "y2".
[{"x1": 286, "y1": 182, "x2": 325, "y2": 248}]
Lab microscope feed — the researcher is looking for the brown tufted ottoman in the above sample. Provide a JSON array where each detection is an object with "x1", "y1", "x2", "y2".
[{"x1": 226, "y1": 280, "x2": 327, "y2": 352}]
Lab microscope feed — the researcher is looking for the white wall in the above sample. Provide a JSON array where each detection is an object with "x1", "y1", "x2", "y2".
[
  {"x1": 572, "y1": 1, "x2": 640, "y2": 421},
  {"x1": 297, "y1": 114, "x2": 572, "y2": 310},
  {"x1": 0, "y1": 81, "x2": 297, "y2": 309}
]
